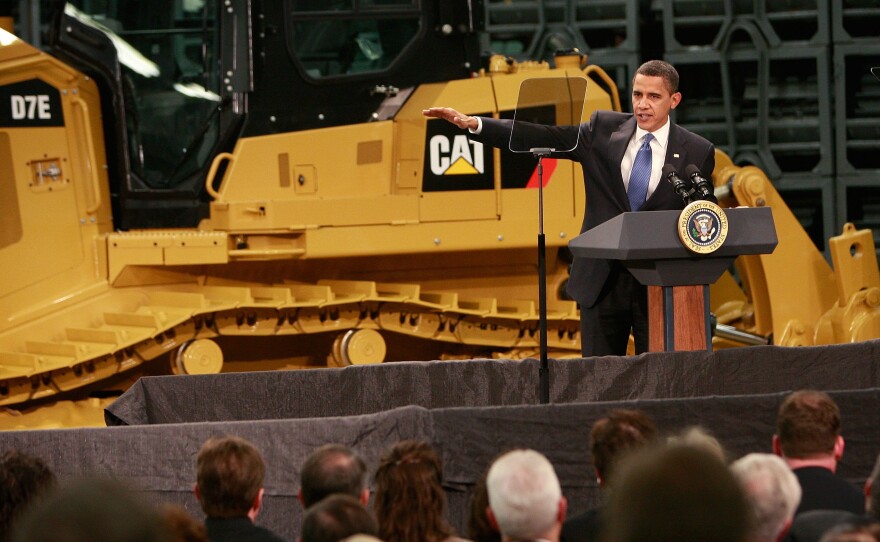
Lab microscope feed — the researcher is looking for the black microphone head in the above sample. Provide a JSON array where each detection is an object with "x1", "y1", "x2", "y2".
[
  {"x1": 662, "y1": 164, "x2": 678, "y2": 179},
  {"x1": 685, "y1": 164, "x2": 702, "y2": 178}
]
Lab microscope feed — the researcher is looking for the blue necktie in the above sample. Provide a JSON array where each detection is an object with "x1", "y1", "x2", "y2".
[{"x1": 628, "y1": 133, "x2": 654, "y2": 212}]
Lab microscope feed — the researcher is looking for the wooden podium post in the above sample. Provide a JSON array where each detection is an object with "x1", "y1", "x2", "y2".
[
  {"x1": 647, "y1": 284, "x2": 710, "y2": 352},
  {"x1": 569, "y1": 207, "x2": 777, "y2": 353}
]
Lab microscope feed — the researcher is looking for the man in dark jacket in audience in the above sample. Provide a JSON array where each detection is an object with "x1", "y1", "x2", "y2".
[
  {"x1": 773, "y1": 390, "x2": 863, "y2": 516},
  {"x1": 195, "y1": 435, "x2": 285, "y2": 542}
]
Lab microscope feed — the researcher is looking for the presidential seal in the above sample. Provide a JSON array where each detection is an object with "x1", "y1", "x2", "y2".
[{"x1": 678, "y1": 200, "x2": 729, "y2": 254}]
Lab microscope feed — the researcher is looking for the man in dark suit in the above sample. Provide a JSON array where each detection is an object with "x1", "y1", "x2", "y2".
[
  {"x1": 195, "y1": 435, "x2": 286, "y2": 542},
  {"x1": 424, "y1": 60, "x2": 716, "y2": 356},
  {"x1": 773, "y1": 390, "x2": 863, "y2": 516}
]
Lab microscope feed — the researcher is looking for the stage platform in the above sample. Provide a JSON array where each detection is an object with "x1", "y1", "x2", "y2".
[{"x1": 2, "y1": 340, "x2": 880, "y2": 542}]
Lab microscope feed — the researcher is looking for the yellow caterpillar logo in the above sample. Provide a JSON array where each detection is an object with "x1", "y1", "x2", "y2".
[{"x1": 428, "y1": 134, "x2": 484, "y2": 175}]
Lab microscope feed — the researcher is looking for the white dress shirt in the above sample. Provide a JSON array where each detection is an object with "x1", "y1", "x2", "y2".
[{"x1": 620, "y1": 118, "x2": 670, "y2": 201}]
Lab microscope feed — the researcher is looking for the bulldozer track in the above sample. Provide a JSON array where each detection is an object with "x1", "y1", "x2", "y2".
[{"x1": 0, "y1": 280, "x2": 581, "y2": 407}]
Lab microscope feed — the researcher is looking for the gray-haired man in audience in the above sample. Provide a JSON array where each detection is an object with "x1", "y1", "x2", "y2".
[
  {"x1": 486, "y1": 449, "x2": 567, "y2": 542},
  {"x1": 730, "y1": 453, "x2": 802, "y2": 542}
]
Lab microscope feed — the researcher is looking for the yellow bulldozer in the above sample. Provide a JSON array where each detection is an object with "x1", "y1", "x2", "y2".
[{"x1": 0, "y1": 0, "x2": 878, "y2": 428}]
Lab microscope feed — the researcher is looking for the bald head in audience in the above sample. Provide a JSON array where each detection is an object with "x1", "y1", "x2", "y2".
[{"x1": 299, "y1": 444, "x2": 369, "y2": 509}]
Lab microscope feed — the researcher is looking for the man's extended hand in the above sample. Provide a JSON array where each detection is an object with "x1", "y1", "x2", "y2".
[{"x1": 422, "y1": 107, "x2": 478, "y2": 131}]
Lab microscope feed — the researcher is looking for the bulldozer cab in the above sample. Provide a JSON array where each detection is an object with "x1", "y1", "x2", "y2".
[{"x1": 49, "y1": 0, "x2": 481, "y2": 229}]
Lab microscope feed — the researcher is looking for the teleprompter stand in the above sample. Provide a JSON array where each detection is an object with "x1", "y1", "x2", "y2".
[
  {"x1": 509, "y1": 75, "x2": 587, "y2": 400},
  {"x1": 569, "y1": 207, "x2": 777, "y2": 352}
]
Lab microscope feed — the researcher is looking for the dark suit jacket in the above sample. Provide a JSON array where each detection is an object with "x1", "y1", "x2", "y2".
[
  {"x1": 205, "y1": 516, "x2": 286, "y2": 542},
  {"x1": 473, "y1": 110, "x2": 715, "y2": 308},
  {"x1": 786, "y1": 509, "x2": 866, "y2": 542},
  {"x1": 793, "y1": 466, "x2": 864, "y2": 516},
  {"x1": 561, "y1": 506, "x2": 603, "y2": 542}
]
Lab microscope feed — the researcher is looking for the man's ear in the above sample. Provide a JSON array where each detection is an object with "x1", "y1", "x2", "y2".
[
  {"x1": 595, "y1": 467, "x2": 605, "y2": 488},
  {"x1": 297, "y1": 489, "x2": 305, "y2": 508},
  {"x1": 486, "y1": 507, "x2": 500, "y2": 532},
  {"x1": 360, "y1": 488, "x2": 370, "y2": 507},
  {"x1": 834, "y1": 436, "x2": 845, "y2": 461},
  {"x1": 558, "y1": 496, "x2": 568, "y2": 523},
  {"x1": 194, "y1": 483, "x2": 201, "y2": 502},
  {"x1": 777, "y1": 517, "x2": 794, "y2": 542},
  {"x1": 772, "y1": 435, "x2": 783, "y2": 457},
  {"x1": 248, "y1": 488, "x2": 265, "y2": 522}
]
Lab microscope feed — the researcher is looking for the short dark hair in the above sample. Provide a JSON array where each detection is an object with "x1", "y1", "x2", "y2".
[
  {"x1": 196, "y1": 436, "x2": 264, "y2": 518},
  {"x1": 635, "y1": 60, "x2": 680, "y2": 94},
  {"x1": 0, "y1": 450, "x2": 56, "y2": 542},
  {"x1": 301, "y1": 445, "x2": 367, "y2": 508},
  {"x1": 776, "y1": 390, "x2": 841, "y2": 458},
  {"x1": 604, "y1": 445, "x2": 749, "y2": 542},
  {"x1": 301, "y1": 494, "x2": 378, "y2": 542},
  {"x1": 590, "y1": 409, "x2": 658, "y2": 484}
]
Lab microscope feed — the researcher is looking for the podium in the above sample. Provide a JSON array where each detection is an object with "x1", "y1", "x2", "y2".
[{"x1": 569, "y1": 207, "x2": 777, "y2": 352}]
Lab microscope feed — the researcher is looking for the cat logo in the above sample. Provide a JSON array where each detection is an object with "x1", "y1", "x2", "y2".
[
  {"x1": 428, "y1": 134, "x2": 484, "y2": 175},
  {"x1": 423, "y1": 116, "x2": 494, "y2": 192}
]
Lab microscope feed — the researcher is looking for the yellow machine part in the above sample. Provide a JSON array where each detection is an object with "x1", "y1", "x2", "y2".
[{"x1": 711, "y1": 151, "x2": 880, "y2": 346}]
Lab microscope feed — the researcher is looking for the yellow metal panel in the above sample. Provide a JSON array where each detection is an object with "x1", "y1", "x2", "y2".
[
  {"x1": 0, "y1": 132, "x2": 23, "y2": 250},
  {"x1": 420, "y1": 191, "x2": 497, "y2": 222},
  {"x1": 1, "y1": 124, "x2": 83, "y2": 296},
  {"x1": 217, "y1": 122, "x2": 393, "y2": 202},
  {"x1": 221, "y1": 195, "x2": 420, "y2": 230}
]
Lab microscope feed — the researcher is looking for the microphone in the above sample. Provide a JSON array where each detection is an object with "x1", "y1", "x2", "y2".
[
  {"x1": 663, "y1": 164, "x2": 692, "y2": 204},
  {"x1": 685, "y1": 164, "x2": 714, "y2": 201}
]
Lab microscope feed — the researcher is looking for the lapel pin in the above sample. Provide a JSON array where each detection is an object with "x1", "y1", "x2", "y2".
[{"x1": 673, "y1": 153, "x2": 680, "y2": 158}]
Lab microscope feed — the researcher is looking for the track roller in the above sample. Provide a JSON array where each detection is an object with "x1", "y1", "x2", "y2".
[
  {"x1": 330, "y1": 329, "x2": 386, "y2": 366},
  {"x1": 173, "y1": 339, "x2": 224, "y2": 375}
]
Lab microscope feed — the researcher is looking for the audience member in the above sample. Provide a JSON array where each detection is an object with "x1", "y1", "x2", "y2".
[
  {"x1": 0, "y1": 450, "x2": 56, "y2": 542},
  {"x1": 373, "y1": 440, "x2": 467, "y2": 542},
  {"x1": 865, "y1": 452, "x2": 880, "y2": 518},
  {"x1": 787, "y1": 450, "x2": 880, "y2": 542},
  {"x1": 562, "y1": 409, "x2": 657, "y2": 542},
  {"x1": 12, "y1": 477, "x2": 170, "y2": 542},
  {"x1": 818, "y1": 522, "x2": 880, "y2": 542},
  {"x1": 730, "y1": 453, "x2": 801, "y2": 542},
  {"x1": 486, "y1": 449, "x2": 567, "y2": 542},
  {"x1": 300, "y1": 494, "x2": 378, "y2": 542},
  {"x1": 603, "y1": 444, "x2": 749, "y2": 542},
  {"x1": 341, "y1": 536, "x2": 383, "y2": 542},
  {"x1": 669, "y1": 425, "x2": 727, "y2": 463},
  {"x1": 195, "y1": 435, "x2": 284, "y2": 542},
  {"x1": 299, "y1": 444, "x2": 369, "y2": 509},
  {"x1": 789, "y1": 511, "x2": 866, "y2": 542},
  {"x1": 159, "y1": 503, "x2": 209, "y2": 542},
  {"x1": 467, "y1": 472, "x2": 500, "y2": 542},
  {"x1": 774, "y1": 390, "x2": 863, "y2": 515}
]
